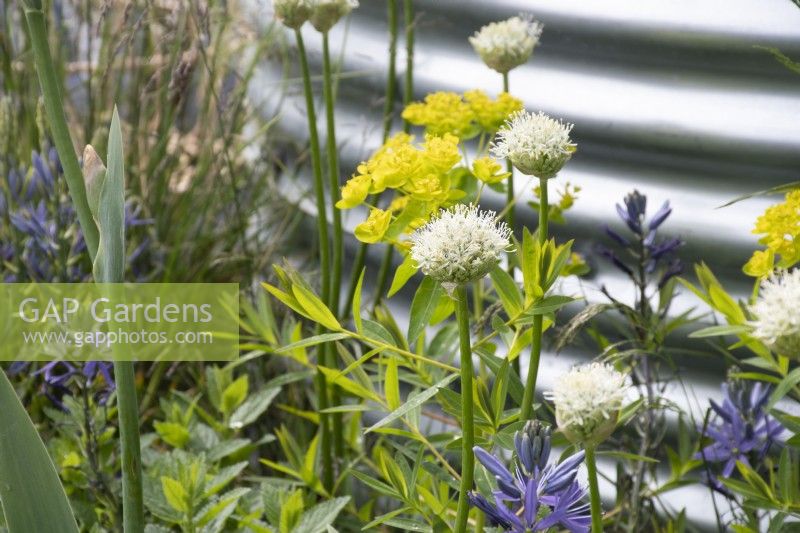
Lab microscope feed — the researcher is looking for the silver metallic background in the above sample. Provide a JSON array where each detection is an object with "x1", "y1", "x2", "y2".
[{"x1": 250, "y1": 0, "x2": 800, "y2": 529}]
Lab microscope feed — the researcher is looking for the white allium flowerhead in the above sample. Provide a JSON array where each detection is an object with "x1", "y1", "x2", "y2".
[
  {"x1": 410, "y1": 204, "x2": 511, "y2": 291},
  {"x1": 469, "y1": 15, "x2": 543, "y2": 74},
  {"x1": 273, "y1": 0, "x2": 311, "y2": 29},
  {"x1": 310, "y1": 0, "x2": 358, "y2": 33},
  {"x1": 492, "y1": 110, "x2": 576, "y2": 179},
  {"x1": 749, "y1": 270, "x2": 800, "y2": 359},
  {"x1": 546, "y1": 363, "x2": 629, "y2": 446}
]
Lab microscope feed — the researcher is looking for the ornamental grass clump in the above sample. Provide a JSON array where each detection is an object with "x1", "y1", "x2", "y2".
[
  {"x1": 410, "y1": 204, "x2": 511, "y2": 532},
  {"x1": 548, "y1": 362, "x2": 630, "y2": 532},
  {"x1": 749, "y1": 269, "x2": 800, "y2": 359}
]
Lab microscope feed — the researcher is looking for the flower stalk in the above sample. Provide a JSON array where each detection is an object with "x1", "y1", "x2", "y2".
[
  {"x1": 585, "y1": 445, "x2": 603, "y2": 533},
  {"x1": 321, "y1": 31, "x2": 346, "y2": 459},
  {"x1": 502, "y1": 71, "x2": 515, "y2": 239},
  {"x1": 294, "y1": 27, "x2": 334, "y2": 490},
  {"x1": 453, "y1": 284, "x2": 475, "y2": 532},
  {"x1": 520, "y1": 176, "x2": 548, "y2": 419}
]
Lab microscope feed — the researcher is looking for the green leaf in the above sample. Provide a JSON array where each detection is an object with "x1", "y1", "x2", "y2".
[
  {"x1": 229, "y1": 386, "x2": 281, "y2": 429},
  {"x1": 154, "y1": 421, "x2": 190, "y2": 448},
  {"x1": 599, "y1": 450, "x2": 659, "y2": 463},
  {"x1": 717, "y1": 180, "x2": 800, "y2": 208},
  {"x1": 407, "y1": 277, "x2": 444, "y2": 343},
  {"x1": 365, "y1": 374, "x2": 458, "y2": 433},
  {"x1": 93, "y1": 106, "x2": 126, "y2": 283},
  {"x1": 0, "y1": 372, "x2": 79, "y2": 532},
  {"x1": 221, "y1": 375, "x2": 248, "y2": 417},
  {"x1": 521, "y1": 295, "x2": 576, "y2": 317},
  {"x1": 161, "y1": 476, "x2": 188, "y2": 513},
  {"x1": 291, "y1": 285, "x2": 340, "y2": 330},
  {"x1": 386, "y1": 357, "x2": 401, "y2": 410},
  {"x1": 689, "y1": 324, "x2": 751, "y2": 338},
  {"x1": 767, "y1": 367, "x2": 800, "y2": 410},
  {"x1": 388, "y1": 254, "x2": 417, "y2": 297},
  {"x1": 352, "y1": 269, "x2": 365, "y2": 333},
  {"x1": 291, "y1": 497, "x2": 350, "y2": 533},
  {"x1": 319, "y1": 367, "x2": 380, "y2": 402},
  {"x1": 490, "y1": 265, "x2": 523, "y2": 317},
  {"x1": 275, "y1": 333, "x2": 349, "y2": 354}
]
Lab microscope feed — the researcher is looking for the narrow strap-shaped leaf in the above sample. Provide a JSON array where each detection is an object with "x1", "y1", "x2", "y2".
[
  {"x1": 0, "y1": 371, "x2": 79, "y2": 533},
  {"x1": 365, "y1": 374, "x2": 458, "y2": 433}
]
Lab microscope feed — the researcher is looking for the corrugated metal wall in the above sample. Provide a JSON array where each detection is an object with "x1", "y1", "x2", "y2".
[{"x1": 250, "y1": 0, "x2": 800, "y2": 528}]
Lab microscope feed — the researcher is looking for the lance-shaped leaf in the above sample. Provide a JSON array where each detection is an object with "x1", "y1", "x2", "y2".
[{"x1": 0, "y1": 371, "x2": 79, "y2": 532}]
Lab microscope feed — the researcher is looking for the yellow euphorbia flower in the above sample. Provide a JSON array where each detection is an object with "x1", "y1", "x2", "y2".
[
  {"x1": 388, "y1": 195, "x2": 410, "y2": 212},
  {"x1": 336, "y1": 173, "x2": 371, "y2": 209},
  {"x1": 472, "y1": 156, "x2": 510, "y2": 184},
  {"x1": 403, "y1": 172, "x2": 450, "y2": 202},
  {"x1": 421, "y1": 134, "x2": 461, "y2": 173},
  {"x1": 370, "y1": 143, "x2": 421, "y2": 193},
  {"x1": 354, "y1": 208, "x2": 392, "y2": 243},
  {"x1": 743, "y1": 249, "x2": 775, "y2": 278},
  {"x1": 752, "y1": 189, "x2": 800, "y2": 268},
  {"x1": 401, "y1": 92, "x2": 475, "y2": 138},
  {"x1": 464, "y1": 90, "x2": 523, "y2": 132}
]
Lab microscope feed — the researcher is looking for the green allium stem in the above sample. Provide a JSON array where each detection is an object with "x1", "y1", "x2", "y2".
[
  {"x1": 585, "y1": 445, "x2": 604, "y2": 533},
  {"x1": 453, "y1": 284, "x2": 475, "y2": 532},
  {"x1": 502, "y1": 71, "x2": 514, "y2": 241},
  {"x1": 24, "y1": 6, "x2": 99, "y2": 261},
  {"x1": 503, "y1": 71, "x2": 519, "y2": 378},
  {"x1": 402, "y1": 0, "x2": 414, "y2": 133},
  {"x1": 520, "y1": 177, "x2": 549, "y2": 420},
  {"x1": 295, "y1": 28, "x2": 334, "y2": 490},
  {"x1": 322, "y1": 33, "x2": 342, "y2": 317},
  {"x1": 322, "y1": 32, "x2": 345, "y2": 460}
]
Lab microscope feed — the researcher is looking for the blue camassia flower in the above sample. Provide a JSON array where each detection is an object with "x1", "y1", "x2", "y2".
[
  {"x1": 469, "y1": 420, "x2": 591, "y2": 532},
  {"x1": 697, "y1": 382, "x2": 784, "y2": 479},
  {"x1": 2, "y1": 148, "x2": 157, "y2": 282},
  {"x1": 598, "y1": 189, "x2": 683, "y2": 289}
]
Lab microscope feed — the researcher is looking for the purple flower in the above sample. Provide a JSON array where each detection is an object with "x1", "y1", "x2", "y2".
[
  {"x1": 697, "y1": 383, "x2": 784, "y2": 479},
  {"x1": 469, "y1": 421, "x2": 590, "y2": 532},
  {"x1": 2, "y1": 151, "x2": 159, "y2": 282},
  {"x1": 599, "y1": 190, "x2": 683, "y2": 286}
]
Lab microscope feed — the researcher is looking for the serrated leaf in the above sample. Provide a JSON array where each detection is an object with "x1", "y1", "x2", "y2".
[
  {"x1": 230, "y1": 386, "x2": 281, "y2": 429},
  {"x1": 291, "y1": 497, "x2": 350, "y2": 533},
  {"x1": 161, "y1": 476, "x2": 188, "y2": 513}
]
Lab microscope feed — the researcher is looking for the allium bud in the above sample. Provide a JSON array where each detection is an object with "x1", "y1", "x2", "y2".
[
  {"x1": 309, "y1": 0, "x2": 358, "y2": 33},
  {"x1": 273, "y1": 0, "x2": 311, "y2": 30},
  {"x1": 547, "y1": 362, "x2": 629, "y2": 446},
  {"x1": 750, "y1": 270, "x2": 800, "y2": 359},
  {"x1": 410, "y1": 204, "x2": 511, "y2": 292},
  {"x1": 469, "y1": 15, "x2": 543, "y2": 74},
  {"x1": 492, "y1": 110, "x2": 575, "y2": 179}
]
